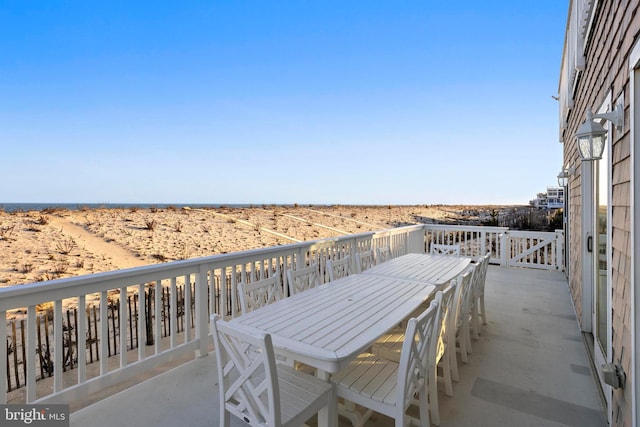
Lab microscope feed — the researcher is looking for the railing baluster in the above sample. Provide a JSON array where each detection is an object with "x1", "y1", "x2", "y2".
[
  {"x1": 53, "y1": 300, "x2": 63, "y2": 393},
  {"x1": 209, "y1": 270, "x2": 216, "y2": 318},
  {"x1": 170, "y1": 277, "x2": 177, "y2": 348},
  {"x1": 26, "y1": 306, "x2": 36, "y2": 403},
  {"x1": 78, "y1": 296, "x2": 86, "y2": 383},
  {"x1": 100, "y1": 291, "x2": 108, "y2": 374},
  {"x1": 138, "y1": 284, "x2": 146, "y2": 361},
  {"x1": 119, "y1": 287, "x2": 128, "y2": 367},
  {"x1": 184, "y1": 275, "x2": 191, "y2": 342},
  {"x1": 155, "y1": 280, "x2": 161, "y2": 355}
]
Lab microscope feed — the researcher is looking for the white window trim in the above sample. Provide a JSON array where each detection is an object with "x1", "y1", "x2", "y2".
[
  {"x1": 580, "y1": 0, "x2": 599, "y2": 52},
  {"x1": 629, "y1": 37, "x2": 640, "y2": 427}
]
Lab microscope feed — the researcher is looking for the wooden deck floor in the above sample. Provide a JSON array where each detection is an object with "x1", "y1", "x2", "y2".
[{"x1": 70, "y1": 266, "x2": 606, "y2": 427}]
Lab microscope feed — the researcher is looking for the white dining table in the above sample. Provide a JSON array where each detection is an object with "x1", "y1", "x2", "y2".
[
  {"x1": 230, "y1": 272, "x2": 435, "y2": 427},
  {"x1": 230, "y1": 273, "x2": 435, "y2": 374},
  {"x1": 362, "y1": 252, "x2": 472, "y2": 286}
]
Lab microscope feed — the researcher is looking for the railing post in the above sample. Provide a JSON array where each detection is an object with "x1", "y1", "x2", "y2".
[
  {"x1": 407, "y1": 227, "x2": 425, "y2": 254},
  {"x1": 195, "y1": 264, "x2": 209, "y2": 357},
  {"x1": 349, "y1": 237, "x2": 357, "y2": 273},
  {"x1": 296, "y1": 246, "x2": 305, "y2": 269},
  {"x1": 556, "y1": 230, "x2": 564, "y2": 271},
  {"x1": 500, "y1": 232, "x2": 508, "y2": 267}
]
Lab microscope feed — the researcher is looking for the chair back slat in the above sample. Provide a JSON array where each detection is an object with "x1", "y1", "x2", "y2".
[
  {"x1": 397, "y1": 293, "x2": 441, "y2": 410},
  {"x1": 430, "y1": 243, "x2": 461, "y2": 256},
  {"x1": 455, "y1": 268, "x2": 474, "y2": 331},
  {"x1": 286, "y1": 263, "x2": 320, "y2": 295},
  {"x1": 326, "y1": 256, "x2": 352, "y2": 281},
  {"x1": 376, "y1": 246, "x2": 392, "y2": 264},
  {"x1": 437, "y1": 280, "x2": 458, "y2": 361},
  {"x1": 355, "y1": 250, "x2": 375, "y2": 273},
  {"x1": 239, "y1": 267, "x2": 283, "y2": 314}
]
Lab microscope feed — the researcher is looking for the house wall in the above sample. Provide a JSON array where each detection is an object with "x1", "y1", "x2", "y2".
[{"x1": 561, "y1": 1, "x2": 638, "y2": 426}]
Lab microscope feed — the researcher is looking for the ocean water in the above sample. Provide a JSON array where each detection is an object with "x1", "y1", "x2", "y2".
[{"x1": 0, "y1": 203, "x2": 256, "y2": 213}]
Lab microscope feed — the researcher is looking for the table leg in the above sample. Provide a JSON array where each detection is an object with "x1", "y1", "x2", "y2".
[{"x1": 316, "y1": 369, "x2": 338, "y2": 427}]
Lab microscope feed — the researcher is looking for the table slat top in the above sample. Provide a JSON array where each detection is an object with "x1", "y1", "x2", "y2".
[
  {"x1": 362, "y1": 253, "x2": 472, "y2": 285},
  {"x1": 230, "y1": 273, "x2": 435, "y2": 373}
]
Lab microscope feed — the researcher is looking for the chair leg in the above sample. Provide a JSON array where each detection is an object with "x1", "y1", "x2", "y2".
[
  {"x1": 465, "y1": 318, "x2": 473, "y2": 355},
  {"x1": 462, "y1": 317, "x2": 473, "y2": 354},
  {"x1": 450, "y1": 341, "x2": 460, "y2": 382},
  {"x1": 458, "y1": 319, "x2": 472, "y2": 362},
  {"x1": 471, "y1": 304, "x2": 480, "y2": 340},
  {"x1": 480, "y1": 294, "x2": 487, "y2": 325},
  {"x1": 440, "y1": 353, "x2": 453, "y2": 397},
  {"x1": 221, "y1": 409, "x2": 230, "y2": 427},
  {"x1": 418, "y1": 388, "x2": 431, "y2": 427},
  {"x1": 429, "y1": 363, "x2": 440, "y2": 426},
  {"x1": 457, "y1": 330, "x2": 468, "y2": 364}
]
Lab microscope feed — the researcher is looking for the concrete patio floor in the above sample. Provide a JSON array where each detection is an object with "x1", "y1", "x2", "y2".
[{"x1": 70, "y1": 266, "x2": 607, "y2": 427}]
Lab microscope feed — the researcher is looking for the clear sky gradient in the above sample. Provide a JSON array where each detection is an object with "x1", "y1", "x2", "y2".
[{"x1": 1, "y1": 1, "x2": 568, "y2": 205}]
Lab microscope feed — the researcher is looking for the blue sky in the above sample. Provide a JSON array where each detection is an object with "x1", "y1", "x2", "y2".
[{"x1": 1, "y1": 1, "x2": 567, "y2": 205}]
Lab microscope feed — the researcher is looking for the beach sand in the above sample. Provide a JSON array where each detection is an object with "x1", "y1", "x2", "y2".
[{"x1": 0, "y1": 204, "x2": 506, "y2": 288}]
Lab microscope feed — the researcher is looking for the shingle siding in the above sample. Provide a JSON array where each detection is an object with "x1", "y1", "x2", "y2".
[{"x1": 562, "y1": 1, "x2": 639, "y2": 425}]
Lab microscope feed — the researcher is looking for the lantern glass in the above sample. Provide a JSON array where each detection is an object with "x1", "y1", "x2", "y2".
[
  {"x1": 557, "y1": 171, "x2": 568, "y2": 187},
  {"x1": 577, "y1": 133, "x2": 606, "y2": 161}
]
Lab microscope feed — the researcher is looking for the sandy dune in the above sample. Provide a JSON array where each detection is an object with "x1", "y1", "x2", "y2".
[{"x1": 0, "y1": 204, "x2": 504, "y2": 288}]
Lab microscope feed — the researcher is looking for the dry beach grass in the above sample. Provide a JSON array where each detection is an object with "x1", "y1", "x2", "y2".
[{"x1": 0, "y1": 204, "x2": 507, "y2": 288}]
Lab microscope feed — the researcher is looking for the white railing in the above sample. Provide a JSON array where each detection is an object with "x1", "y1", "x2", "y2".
[
  {"x1": 424, "y1": 224, "x2": 564, "y2": 271},
  {"x1": 424, "y1": 224, "x2": 509, "y2": 263},
  {"x1": 0, "y1": 224, "x2": 563, "y2": 405},
  {"x1": 502, "y1": 230, "x2": 564, "y2": 271}
]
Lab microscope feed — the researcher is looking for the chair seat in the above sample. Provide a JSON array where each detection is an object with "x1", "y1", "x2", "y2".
[
  {"x1": 331, "y1": 352, "x2": 402, "y2": 411},
  {"x1": 331, "y1": 296, "x2": 442, "y2": 426},
  {"x1": 277, "y1": 364, "x2": 335, "y2": 425},
  {"x1": 371, "y1": 327, "x2": 404, "y2": 363}
]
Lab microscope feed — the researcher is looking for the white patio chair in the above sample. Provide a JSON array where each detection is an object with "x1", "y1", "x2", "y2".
[
  {"x1": 286, "y1": 263, "x2": 321, "y2": 296},
  {"x1": 470, "y1": 253, "x2": 490, "y2": 338},
  {"x1": 435, "y1": 281, "x2": 458, "y2": 397},
  {"x1": 454, "y1": 267, "x2": 475, "y2": 364},
  {"x1": 373, "y1": 279, "x2": 458, "y2": 398},
  {"x1": 331, "y1": 295, "x2": 442, "y2": 427},
  {"x1": 375, "y1": 246, "x2": 392, "y2": 264},
  {"x1": 211, "y1": 315, "x2": 336, "y2": 427},
  {"x1": 326, "y1": 255, "x2": 352, "y2": 281},
  {"x1": 354, "y1": 249, "x2": 375, "y2": 273},
  {"x1": 430, "y1": 243, "x2": 461, "y2": 256},
  {"x1": 238, "y1": 267, "x2": 284, "y2": 315}
]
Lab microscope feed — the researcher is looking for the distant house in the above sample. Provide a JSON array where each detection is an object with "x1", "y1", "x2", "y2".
[
  {"x1": 558, "y1": 1, "x2": 639, "y2": 425},
  {"x1": 530, "y1": 186, "x2": 565, "y2": 209}
]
